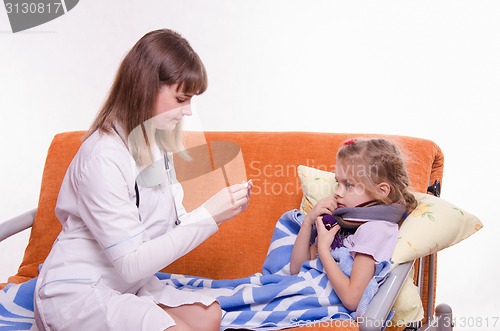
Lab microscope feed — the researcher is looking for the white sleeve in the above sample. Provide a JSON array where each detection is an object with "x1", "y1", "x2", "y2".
[
  {"x1": 113, "y1": 205, "x2": 217, "y2": 283},
  {"x1": 75, "y1": 147, "x2": 148, "y2": 262}
]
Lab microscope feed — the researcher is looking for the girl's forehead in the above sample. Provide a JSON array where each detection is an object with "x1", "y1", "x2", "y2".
[
  {"x1": 335, "y1": 158, "x2": 370, "y2": 181},
  {"x1": 335, "y1": 158, "x2": 355, "y2": 174},
  {"x1": 334, "y1": 165, "x2": 353, "y2": 180}
]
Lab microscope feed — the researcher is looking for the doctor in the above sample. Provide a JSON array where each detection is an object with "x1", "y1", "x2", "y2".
[{"x1": 34, "y1": 29, "x2": 252, "y2": 331}]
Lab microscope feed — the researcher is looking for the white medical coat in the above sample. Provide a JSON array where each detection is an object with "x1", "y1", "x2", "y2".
[{"x1": 34, "y1": 127, "x2": 218, "y2": 331}]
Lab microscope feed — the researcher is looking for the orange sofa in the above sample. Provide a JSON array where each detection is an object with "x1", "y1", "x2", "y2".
[{"x1": 1, "y1": 131, "x2": 445, "y2": 331}]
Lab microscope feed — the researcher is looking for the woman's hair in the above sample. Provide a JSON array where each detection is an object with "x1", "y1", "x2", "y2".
[
  {"x1": 86, "y1": 29, "x2": 207, "y2": 165},
  {"x1": 336, "y1": 138, "x2": 418, "y2": 216}
]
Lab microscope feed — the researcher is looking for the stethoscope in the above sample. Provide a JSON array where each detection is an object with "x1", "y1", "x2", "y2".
[
  {"x1": 135, "y1": 153, "x2": 181, "y2": 226},
  {"x1": 113, "y1": 125, "x2": 181, "y2": 226}
]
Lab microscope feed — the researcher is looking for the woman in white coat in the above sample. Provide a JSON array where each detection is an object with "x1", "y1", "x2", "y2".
[{"x1": 34, "y1": 29, "x2": 251, "y2": 331}]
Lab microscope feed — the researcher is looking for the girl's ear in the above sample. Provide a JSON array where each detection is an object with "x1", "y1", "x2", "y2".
[{"x1": 377, "y1": 182, "x2": 391, "y2": 198}]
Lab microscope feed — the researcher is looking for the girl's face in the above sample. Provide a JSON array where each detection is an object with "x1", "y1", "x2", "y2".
[
  {"x1": 334, "y1": 161, "x2": 377, "y2": 208},
  {"x1": 152, "y1": 84, "x2": 193, "y2": 131}
]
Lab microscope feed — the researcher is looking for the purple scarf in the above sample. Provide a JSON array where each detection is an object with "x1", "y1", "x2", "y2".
[{"x1": 321, "y1": 202, "x2": 407, "y2": 250}]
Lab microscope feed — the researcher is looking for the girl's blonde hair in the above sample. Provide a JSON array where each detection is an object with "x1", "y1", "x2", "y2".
[
  {"x1": 85, "y1": 29, "x2": 208, "y2": 165},
  {"x1": 336, "y1": 138, "x2": 417, "y2": 216}
]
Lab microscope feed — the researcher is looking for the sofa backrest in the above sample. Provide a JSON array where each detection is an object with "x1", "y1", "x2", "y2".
[{"x1": 7, "y1": 131, "x2": 444, "y2": 284}]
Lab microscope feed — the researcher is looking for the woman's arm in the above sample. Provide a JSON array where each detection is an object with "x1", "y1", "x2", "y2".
[
  {"x1": 316, "y1": 219, "x2": 375, "y2": 311},
  {"x1": 113, "y1": 206, "x2": 218, "y2": 283}
]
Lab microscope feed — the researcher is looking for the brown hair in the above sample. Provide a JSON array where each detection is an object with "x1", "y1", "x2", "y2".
[
  {"x1": 86, "y1": 29, "x2": 207, "y2": 165},
  {"x1": 336, "y1": 138, "x2": 418, "y2": 216}
]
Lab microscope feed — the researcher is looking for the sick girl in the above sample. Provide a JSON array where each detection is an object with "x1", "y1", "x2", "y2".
[{"x1": 290, "y1": 138, "x2": 417, "y2": 311}]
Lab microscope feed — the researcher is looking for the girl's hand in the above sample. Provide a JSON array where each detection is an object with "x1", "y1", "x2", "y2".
[
  {"x1": 315, "y1": 217, "x2": 340, "y2": 252},
  {"x1": 304, "y1": 196, "x2": 337, "y2": 226}
]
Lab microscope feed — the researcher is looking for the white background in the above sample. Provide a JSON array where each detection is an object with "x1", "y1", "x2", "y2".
[{"x1": 1, "y1": 1, "x2": 499, "y2": 330}]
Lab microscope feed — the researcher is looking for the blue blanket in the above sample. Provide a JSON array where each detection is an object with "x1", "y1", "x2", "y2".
[
  {"x1": 0, "y1": 210, "x2": 392, "y2": 330},
  {"x1": 157, "y1": 210, "x2": 392, "y2": 330},
  {"x1": 0, "y1": 278, "x2": 36, "y2": 330}
]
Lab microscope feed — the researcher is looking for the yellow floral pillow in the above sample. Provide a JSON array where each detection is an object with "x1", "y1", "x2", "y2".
[
  {"x1": 297, "y1": 165, "x2": 337, "y2": 214},
  {"x1": 391, "y1": 267, "x2": 424, "y2": 324},
  {"x1": 392, "y1": 192, "x2": 483, "y2": 265}
]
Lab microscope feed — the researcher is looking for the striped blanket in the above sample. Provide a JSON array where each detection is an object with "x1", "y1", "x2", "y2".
[
  {"x1": 0, "y1": 278, "x2": 36, "y2": 330},
  {"x1": 157, "y1": 209, "x2": 392, "y2": 330},
  {"x1": 0, "y1": 209, "x2": 392, "y2": 330}
]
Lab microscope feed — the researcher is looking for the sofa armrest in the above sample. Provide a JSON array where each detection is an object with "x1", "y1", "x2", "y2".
[
  {"x1": 0, "y1": 208, "x2": 36, "y2": 242},
  {"x1": 359, "y1": 261, "x2": 414, "y2": 331}
]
